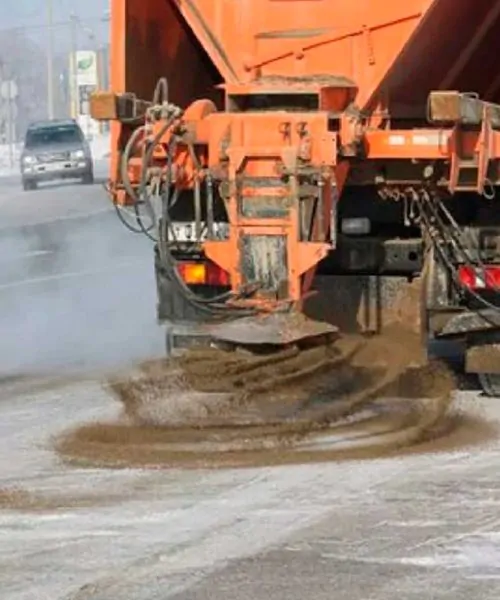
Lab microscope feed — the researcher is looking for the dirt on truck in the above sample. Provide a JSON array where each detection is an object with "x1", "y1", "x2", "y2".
[{"x1": 78, "y1": 0, "x2": 500, "y2": 465}]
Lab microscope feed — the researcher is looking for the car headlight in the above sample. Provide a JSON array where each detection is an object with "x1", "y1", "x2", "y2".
[
  {"x1": 71, "y1": 149, "x2": 85, "y2": 160},
  {"x1": 22, "y1": 155, "x2": 36, "y2": 165}
]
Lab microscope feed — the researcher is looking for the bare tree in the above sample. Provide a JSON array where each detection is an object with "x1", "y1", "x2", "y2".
[{"x1": 0, "y1": 29, "x2": 50, "y2": 139}]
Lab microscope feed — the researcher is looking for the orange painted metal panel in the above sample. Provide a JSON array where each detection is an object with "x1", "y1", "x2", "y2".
[
  {"x1": 111, "y1": 0, "x2": 500, "y2": 116},
  {"x1": 175, "y1": 0, "x2": 430, "y2": 108},
  {"x1": 104, "y1": 0, "x2": 500, "y2": 312},
  {"x1": 109, "y1": 0, "x2": 224, "y2": 186},
  {"x1": 111, "y1": 0, "x2": 222, "y2": 106}
]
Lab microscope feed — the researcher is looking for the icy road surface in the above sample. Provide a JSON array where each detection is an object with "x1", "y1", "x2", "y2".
[
  {"x1": 0, "y1": 156, "x2": 500, "y2": 599},
  {"x1": 0, "y1": 382, "x2": 500, "y2": 600}
]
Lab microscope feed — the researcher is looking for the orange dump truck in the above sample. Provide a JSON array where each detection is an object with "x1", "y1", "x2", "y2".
[{"x1": 91, "y1": 0, "x2": 500, "y2": 395}]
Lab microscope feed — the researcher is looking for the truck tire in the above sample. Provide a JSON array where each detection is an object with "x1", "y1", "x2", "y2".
[{"x1": 478, "y1": 373, "x2": 500, "y2": 398}]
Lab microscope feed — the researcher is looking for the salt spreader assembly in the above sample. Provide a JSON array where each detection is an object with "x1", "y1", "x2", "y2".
[{"x1": 91, "y1": 0, "x2": 500, "y2": 395}]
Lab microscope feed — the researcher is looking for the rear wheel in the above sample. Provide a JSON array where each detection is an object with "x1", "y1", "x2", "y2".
[{"x1": 478, "y1": 373, "x2": 500, "y2": 398}]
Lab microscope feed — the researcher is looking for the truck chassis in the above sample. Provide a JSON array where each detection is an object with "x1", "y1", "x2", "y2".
[{"x1": 92, "y1": 85, "x2": 500, "y2": 396}]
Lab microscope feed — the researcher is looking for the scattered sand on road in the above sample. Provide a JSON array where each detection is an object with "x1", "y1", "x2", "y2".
[
  {"x1": 54, "y1": 279, "x2": 497, "y2": 469},
  {"x1": 0, "y1": 487, "x2": 122, "y2": 512}
]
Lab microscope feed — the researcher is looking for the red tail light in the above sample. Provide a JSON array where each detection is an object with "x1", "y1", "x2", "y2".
[
  {"x1": 177, "y1": 261, "x2": 230, "y2": 286},
  {"x1": 205, "y1": 261, "x2": 230, "y2": 286},
  {"x1": 458, "y1": 265, "x2": 500, "y2": 289}
]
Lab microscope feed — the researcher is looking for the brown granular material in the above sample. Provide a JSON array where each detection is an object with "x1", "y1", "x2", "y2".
[
  {"x1": 54, "y1": 314, "x2": 468, "y2": 470},
  {"x1": 55, "y1": 275, "x2": 488, "y2": 470}
]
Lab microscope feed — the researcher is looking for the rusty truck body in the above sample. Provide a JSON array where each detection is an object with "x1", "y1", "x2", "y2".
[{"x1": 91, "y1": 0, "x2": 500, "y2": 395}]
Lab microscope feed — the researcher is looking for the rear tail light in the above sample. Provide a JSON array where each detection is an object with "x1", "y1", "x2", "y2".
[
  {"x1": 177, "y1": 260, "x2": 230, "y2": 286},
  {"x1": 205, "y1": 261, "x2": 230, "y2": 286},
  {"x1": 457, "y1": 265, "x2": 500, "y2": 289},
  {"x1": 177, "y1": 263, "x2": 206, "y2": 285}
]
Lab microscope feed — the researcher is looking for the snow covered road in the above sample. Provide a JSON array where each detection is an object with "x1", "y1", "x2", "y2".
[{"x1": 0, "y1": 148, "x2": 499, "y2": 599}]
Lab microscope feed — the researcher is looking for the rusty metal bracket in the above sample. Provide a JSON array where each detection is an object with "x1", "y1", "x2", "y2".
[
  {"x1": 90, "y1": 91, "x2": 151, "y2": 123},
  {"x1": 448, "y1": 108, "x2": 493, "y2": 194},
  {"x1": 435, "y1": 92, "x2": 496, "y2": 194},
  {"x1": 428, "y1": 91, "x2": 500, "y2": 129}
]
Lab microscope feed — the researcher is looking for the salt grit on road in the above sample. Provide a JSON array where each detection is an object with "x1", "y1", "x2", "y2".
[{"x1": 0, "y1": 379, "x2": 499, "y2": 599}]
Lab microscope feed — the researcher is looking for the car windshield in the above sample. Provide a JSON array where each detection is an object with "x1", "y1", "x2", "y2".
[{"x1": 25, "y1": 125, "x2": 83, "y2": 148}]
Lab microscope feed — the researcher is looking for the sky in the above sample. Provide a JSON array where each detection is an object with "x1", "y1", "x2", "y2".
[{"x1": 1, "y1": 0, "x2": 109, "y2": 49}]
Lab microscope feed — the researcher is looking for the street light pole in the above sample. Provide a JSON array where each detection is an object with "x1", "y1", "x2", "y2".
[
  {"x1": 46, "y1": 0, "x2": 55, "y2": 119},
  {"x1": 70, "y1": 15, "x2": 78, "y2": 118}
]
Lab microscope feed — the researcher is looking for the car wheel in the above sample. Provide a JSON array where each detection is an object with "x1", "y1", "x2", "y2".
[
  {"x1": 22, "y1": 179, "x2": 37, "y2": 191},
  {"x1": 82, "y1": 170, "x2": 94, "y2": 185}
]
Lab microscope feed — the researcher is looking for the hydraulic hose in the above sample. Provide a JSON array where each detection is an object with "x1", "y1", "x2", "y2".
[
  {"x1": 119, "y1": 125, "x2": 157, "y2": 241},
  {"x1": 419, "y1": 195, "x2": 500, "y2": 318},
  {"x1": 437, "y1": 198, "x2": 500, "y2": 296},
  {"x1": 119, "y1": 113, "x2": 179, "y2": 242},
  {"x1": 157, "y1": 162, "x2": 255, "y2": 315},
  {"x1": 116, "y1": 75, "x2": 258, "y2": 317},
  {"x1": 138, "y1": 114, "x2": 178, "y2": 236},
  {"x1": 152, "y1": 77, "x2": 169, "y2": 105}
]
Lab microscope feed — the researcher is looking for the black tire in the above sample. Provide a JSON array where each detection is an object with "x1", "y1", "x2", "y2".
[
  {"x1": 82, "y1": 170, "x2": 94, "y2": 185},
  {"x1": 22, "y1": 179, "x2": 37, "y2": 191},
  {"x1": 478, "y1": 373, "x2": 500, "y2": 398}
]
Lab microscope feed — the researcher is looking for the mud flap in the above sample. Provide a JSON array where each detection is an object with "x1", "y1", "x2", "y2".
[
  {"x1": 465, "y1": 343, "x2": 500, "y2": 375},
  {"x1": 208, "y1": 312, "x2": 339, "y2": 349},
  {"x1": 465, "y1": 342, "x2": 500, "y2": 398}
]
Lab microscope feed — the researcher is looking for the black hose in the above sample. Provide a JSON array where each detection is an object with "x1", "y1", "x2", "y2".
[
  {"x1": 436, "y1": 198, "x2": 500, "y2": 295},
  {"x1": 133, "y1": 204, "x2": 157, "y2": 242},
  {"x1": 158, "y1": 145, "x2": 256, "y2": 311},
  {"x1": 152, "y1": 77, "x2": 169, "y2": 105},
  {"x1": 117, "y1": 75, "x2": 257, "y2": 317},
  {"x1": 114, "y1": 204, "x2": 144, "y2": 234},
  {"x1": 157, "y1": 169, "x2": 255, "y2": 314},
  {"x1": 120, "y1": 125, "x2": 145, "y2": 204},
  {"x1": 102, "y1": 180, "x2": 147, "y2": 236},
  {"x1": 137, "y1": 115, "x2": 178, "y2": 234},
  {"x1": 119, "y1": 115, "x2": 179, "y2": 242},
  {"x1": 119, "y1": 125, "x2": 157, "y2": 239},
  {"x1": 419, "y1": 196, "x2": 500, "y2": 317}
]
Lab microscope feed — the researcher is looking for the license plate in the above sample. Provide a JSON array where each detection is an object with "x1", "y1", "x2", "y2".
[
  {"x1": 38, "y1": 162, "x2": 66, "y2": 172},
  {"x1": 167, "y1": 222, "x2": 228, "y2": 242},
  {"x1": 38, "y1": 152, "x2": 67, "y2": 161}
]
